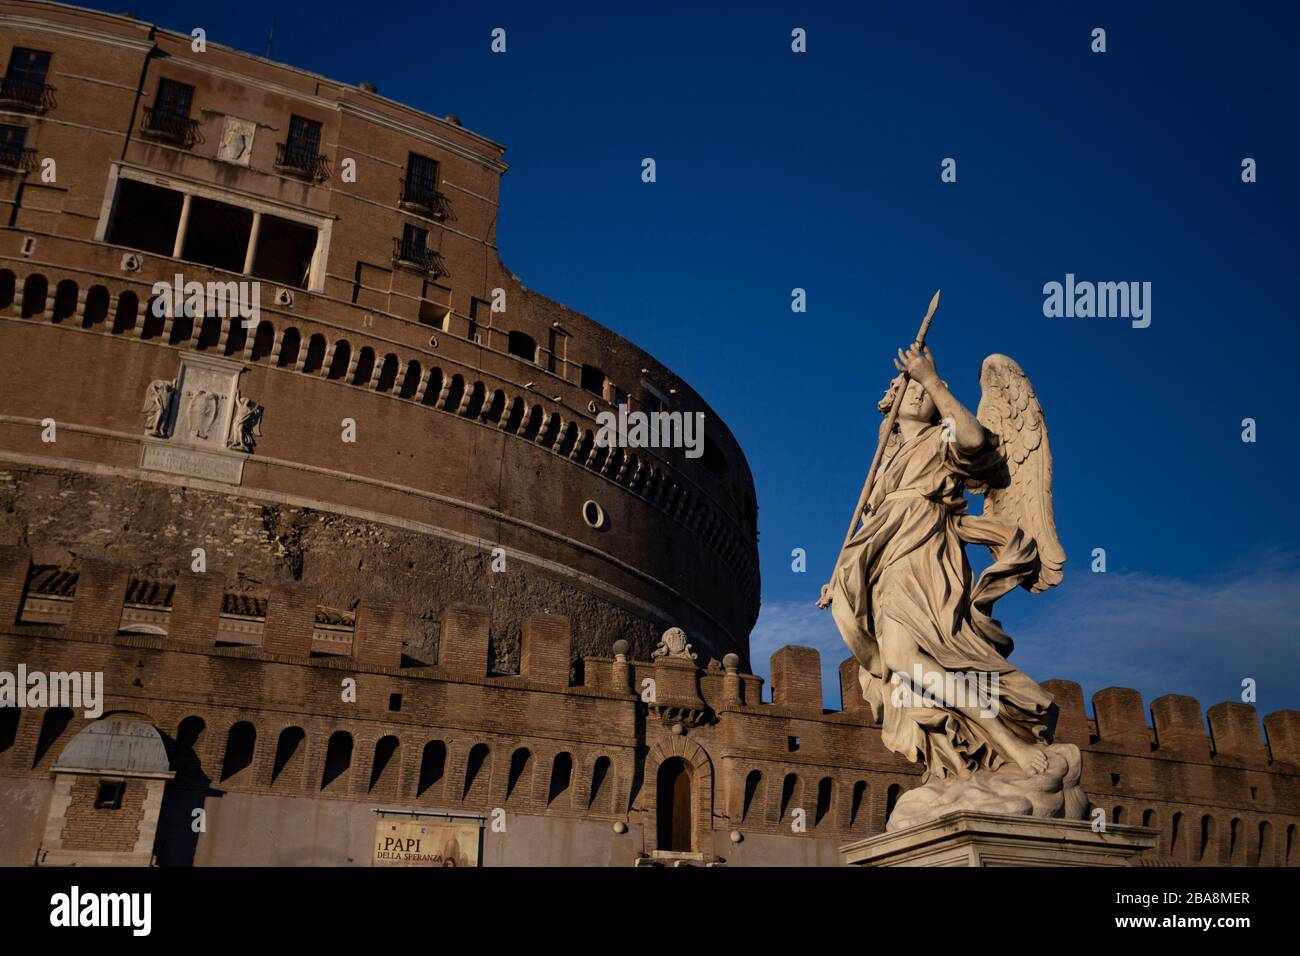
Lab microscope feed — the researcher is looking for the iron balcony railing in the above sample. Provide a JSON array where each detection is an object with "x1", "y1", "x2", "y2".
[
  {"x1": 0, "y1": 145, "x2": 36, "y2": 172},
  {"x1": 0, "y1": 75, "x2": 56, "y2": 112},
  {"x1": 398, "y1": 177, "x2": 452, "y2": 221},
  {"x1": 275, "y1": 141, "x2": 329, "y2": 181},
  {"x1": 140, "y1": 106, "x2": 201, "y2": 147},
  {"x1": 392, "y1": 237, "x2": 447, "y2": 278}
]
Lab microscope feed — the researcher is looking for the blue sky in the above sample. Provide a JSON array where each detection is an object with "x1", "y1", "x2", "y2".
[{"x1": 87, "y1": 1, "x2": 1300, "y2": 723}]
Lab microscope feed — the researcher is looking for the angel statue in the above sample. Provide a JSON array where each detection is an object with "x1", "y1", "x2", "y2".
[{"x1": 818, "y1": 342, "x2": 1085, "y2": 830}]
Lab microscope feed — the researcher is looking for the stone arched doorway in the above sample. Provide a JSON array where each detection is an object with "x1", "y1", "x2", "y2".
[{"x1": 656, "y1": 758, "x2": 693, "y2": 852}]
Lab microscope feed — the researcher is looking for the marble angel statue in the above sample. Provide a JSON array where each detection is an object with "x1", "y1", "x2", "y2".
[{"x1": 818, "y1": 342, "x2": 1084, "y2": 828}]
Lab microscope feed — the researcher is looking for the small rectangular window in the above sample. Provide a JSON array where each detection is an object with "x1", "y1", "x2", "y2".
[
  {"x1": 4, "y1": 48, "x2": 52, "y2": 87},
  {"x1": 580, "y1": 364, "x2": 606, "y2": 397},
  {"x1": 279, "y1": 115, "x2": 323, "y2": 175},
  {"x1": 0, "y1": 124, "x2": 28, "y2": 168},
  {"x1": 404, "y1": 153, "x2": 439, "y2": 201},
  {"x1": 154, "y1": 78, "x2": 194, "y2": 122},
  {"x1": 388, "y1": 693, "x2": 402, "y2": 712},
  {"x1": 400, "y1": 223, "x2": 428, "y2": 257},
  {"x1": 94, "y1": 780, "x2": 125, "y2": 810}
]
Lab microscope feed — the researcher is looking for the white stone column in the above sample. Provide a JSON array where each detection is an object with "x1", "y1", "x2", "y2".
[
  {"x1": 172, "y1": 193, "x2": 193, "y2": 259},
  {"x1": 243, "y1": 211, "x2": 262, "y2": 275}
]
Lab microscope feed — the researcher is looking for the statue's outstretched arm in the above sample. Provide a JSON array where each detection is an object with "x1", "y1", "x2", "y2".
[{"x1": 894, "y1": 345, "x2": 986, "y2": 453}]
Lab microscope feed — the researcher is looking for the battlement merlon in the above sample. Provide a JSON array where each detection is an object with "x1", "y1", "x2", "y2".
[{"x1": 1, "y1": 545, "x2": 1297, "y2": 773}]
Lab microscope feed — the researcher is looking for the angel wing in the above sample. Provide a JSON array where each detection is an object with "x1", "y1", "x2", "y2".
[{"x1": 972, "y1": 354, "x2": 1065, "y2": 593}]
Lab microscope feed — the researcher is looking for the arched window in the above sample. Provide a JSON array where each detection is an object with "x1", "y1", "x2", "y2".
[
  {"x1": 369, "y1": 736, "x2": 400, "y2": 795},
  {"x1": 375, "y1": 353, "x2": 399, "y2": 392},
  {"x1": 52, "y1": 279, "x2": 78, "y2": 323},
  {"x1": 885, "y1": 783, "x2": 903, "y2": 823},
  {"x1": 815, "y1": 776, "x2": 833, "y2": 826},
  {"x1": 506, "y1": 747, "x2": 533, "y2": 802},
  {"x1": 656, "y1": 758, "x2": 692, "y2": 852},
  {"x1": 0, "y1": 707, "x2": 19, "y2": 758},
  {"x1": 168, "y1": 312, "x2": 193, "y2": 345},
  {"x1": 250, "y1": 321, "x2": 275, "y2": 361},
  {"x1": 1111, "y1": 805, "x2": 1124, "y2": 825},
  {"x1": 172, "y1": 716, "x2": 207, "y2": 788},
  {"x1": 462, "y1": 743, "x2": 491, "y2": 801},
  {"x1": 442, "y1": 374, "x2": 465, "y2": 412},
  {"x1": 421, "y1": 368, "x2": 443, "y2": 406},
  {"x1": 327, "y1": 340, "x2": 351, "y2": 379},
  {"x1": 111, "y1": 291, "x2": 139, "y2": 334},
  {"x1": 589, "y1": 756, "x2": 612, "y2": 809},
  {"x1": 195, "y1": 315, "x2": 221, "y2": 350},
  {"x1": 321, "y1": 731, "x2": 353, "y2": 790},
  {"x1": 303, "y1": 333, "x2": 326, "y2": 374},
  {"x1": 507, "y1": 330, "x2": 536, "y2": 362},
  {"x1": 1228, "y1": 817, "x2": 1244, "y2": 865},
  {"x1": 82, "y1": 285, "x2": 110, "y2": 328},
  {"x1": 20, "y1": 273, "x2": 47, "y2": 318},
  {"x1": 779, "y1": 773, "x2": 800, "y2": 822},
  {"x1": 1199, "y1": 814, "x2": 1218, "y2": 863},
  {"x1": 32, "y1": 707, "x2": 73, "y2": 768},
  {"x1": 271, "y1": 726, "x2": 305, "y2": 786},
  {"x1": 1258, "y1": 821, "x2": 1275, "y2": 866},
  {"x1": 351, "y1": 347, "x2": 375, "y2": 386},
  {"x1": 276, "y1": 328, "x2": 301, "y2": 367},
  {"x1": 0, "y1": 269, "x2": 15, "y2": 310},
  {"x1": 548, "y1": 752, "x2": 573, "y2": 805},
  {"x1": 742, "y1": 769, "x2": 763, "y2": 822},
  {"x1": 418, "y1": 740, "x2": 446, "y2": 797},
  {"x1": 220, "y1": 721, "x2": 256, "y2": 783},
  {"x1": 224, "y1": 318, "x2": 249, "y2": 356},
  {"x1": 1170, "y1": 811, "x2": 1184, "y2": 859},
  {"x1": 140, "y1": 299, "x2": 165, "y2": 339},
  {"x1": 850, "y1": 780, "x2": 869, "y2": 830},
  {"x1": 463, "y1": 381, "x2": 486, "y2": 418}
]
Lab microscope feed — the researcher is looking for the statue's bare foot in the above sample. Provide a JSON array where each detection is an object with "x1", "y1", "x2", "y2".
[{"x1": 1007, "y1": 740, "x2": 1050, "y2": 776}]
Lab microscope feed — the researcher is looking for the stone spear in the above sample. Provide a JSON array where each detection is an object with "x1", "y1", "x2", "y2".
[{"x1": 819, "y1": 289, "x2": 940, "y2": 604}]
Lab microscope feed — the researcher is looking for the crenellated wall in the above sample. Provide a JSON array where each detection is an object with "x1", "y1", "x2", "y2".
[{"x1": 0, "y1": 544, "x2": 1295, "y2": 866}]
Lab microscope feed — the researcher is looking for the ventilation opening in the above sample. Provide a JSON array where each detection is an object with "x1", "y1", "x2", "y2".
[
  {"x1": 106, "y1": 179, "x2": 184, "y2": 255},
  {"x1": 94, "y1": 780, "x2": 125, "y2": 810}
]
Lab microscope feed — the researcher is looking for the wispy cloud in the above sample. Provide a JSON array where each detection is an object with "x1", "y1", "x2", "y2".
[{"x1": 752, "y1": 551, "x2": 1300, "y2": 722}]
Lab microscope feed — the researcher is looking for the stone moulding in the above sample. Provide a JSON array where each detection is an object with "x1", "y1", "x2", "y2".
[{"x1": 841, "y1": 810, "x2": 1160, "y2": 867}]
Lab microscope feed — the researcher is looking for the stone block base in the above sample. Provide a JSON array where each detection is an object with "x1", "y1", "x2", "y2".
[{"x1": 841, "y1": 811, "x2": 1158, "y2": 867}]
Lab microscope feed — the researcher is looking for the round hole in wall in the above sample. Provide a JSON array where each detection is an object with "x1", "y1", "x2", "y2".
[
  {"x1": 582, "y1": 499, "x2": 606, "y2": 530},
  {"x1": 428, "y1": 335, "x2": 438, "y2": 348}
]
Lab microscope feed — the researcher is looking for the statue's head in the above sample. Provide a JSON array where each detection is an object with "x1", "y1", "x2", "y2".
[{"x1": 880, "y1": 375, "x2": 941, "y2": 425}]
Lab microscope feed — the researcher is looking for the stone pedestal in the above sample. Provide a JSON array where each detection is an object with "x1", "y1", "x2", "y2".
[{"x1": 841, "y1": 811, "x2": 1158, "y2": 867}]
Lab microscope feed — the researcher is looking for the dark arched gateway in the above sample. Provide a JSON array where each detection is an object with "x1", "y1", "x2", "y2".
[{"x1": 656, "y1": 758, "x2": 692, "y2": 853}]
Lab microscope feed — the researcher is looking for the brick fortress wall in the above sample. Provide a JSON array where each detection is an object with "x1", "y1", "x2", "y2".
[{"x1": 0, "y1": 544, "x2": 1296, "y2": 866}]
